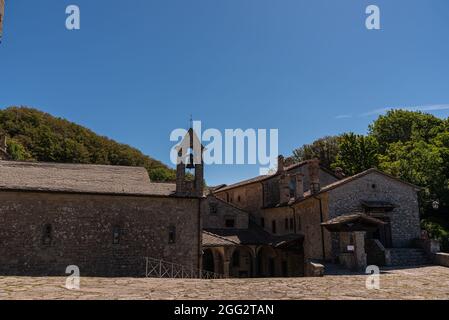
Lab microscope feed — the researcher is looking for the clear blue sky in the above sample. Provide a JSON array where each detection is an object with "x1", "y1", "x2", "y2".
[{"x1": 1, "y1": 0, "x2": 449, "y2": 185}]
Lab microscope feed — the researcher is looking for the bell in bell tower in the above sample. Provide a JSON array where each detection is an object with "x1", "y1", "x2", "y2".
[{"x1": 175, "y1": 127, "x2": 205, "y2": 197}]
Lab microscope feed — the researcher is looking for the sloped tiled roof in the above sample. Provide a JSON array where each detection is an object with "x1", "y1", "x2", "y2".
[
  {"x1": 263, "y1": 168, "x2": 422, "y2": 209},
  {"x1": 0, "y1": 160, "x2": 176, "y2": 196},
  {"x1": 203, "y1": 223, "x2": 303, "y2": 247},
  {"x1": 214, "y1": 160, "x2": 340, "y2": 193},
  {"x1": 316, "y1": 168, "x2": 422, "y2": 194},
  {"x1": 321, "y1": 213, "x2": 385, "y2": 232},
  {"x1": 202, "y1": 230, "x2": 239, "y2": 247}
]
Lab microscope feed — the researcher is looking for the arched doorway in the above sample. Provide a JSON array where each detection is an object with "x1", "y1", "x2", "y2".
[
  {"x1": 229, "y1": 246, "x2": 253, "y2": 278},
  {"x1": 202, "y1": 249, "x2": 215, "y2": 273},
  {"x1": 257, "y1": 246, "x2": 278, "y2": 277}
]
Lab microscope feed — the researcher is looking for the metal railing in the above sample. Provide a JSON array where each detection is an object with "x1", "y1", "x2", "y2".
[{"x1": 145, "y1": 257, "x2": 223, "y2": 279}]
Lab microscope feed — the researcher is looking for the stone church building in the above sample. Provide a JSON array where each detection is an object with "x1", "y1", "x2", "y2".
[
  {"x1": 0, "y1": 130, "x2": 426, "y2": 277},
  {"x1": 211, "y1": 156, "x2": 424, "y2": 276}
]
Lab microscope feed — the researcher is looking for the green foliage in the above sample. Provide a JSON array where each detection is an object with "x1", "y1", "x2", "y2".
[
  {"x1": 7, "y1": 138, "x2": 33, "y2": 161},
  {"x1": 0, "y1": 106, "x2": 176, "y2": 182},
  {"x1": 369, "y1": 109, "x2": 444, "y2": 152},
  {"x1": 333, "y1": 133, "x2": 379, "y2": 176},
  {"x1": 292, "y1": 136, "x2": 340, "y2": 169},
  {"x1": 422, "y1": 220, "x2": 449, "y2": 252}
]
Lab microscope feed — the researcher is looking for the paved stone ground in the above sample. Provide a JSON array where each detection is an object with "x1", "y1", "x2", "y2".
[{"x1": 0, "y1": 266, "x2": 448, "y2": 300}]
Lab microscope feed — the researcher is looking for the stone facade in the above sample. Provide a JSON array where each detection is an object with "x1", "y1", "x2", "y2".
[
  {"x1": 327, "y1": 171, "x2": 421, "y2": 248},
  {"x1": 201, "y1": 194, "x2": 249, "y2": 229},
  {"x1": 0, "y1": 130, "x2": 204, "y2": 277},
  {"x1": 0, "y1": 191, "x2": 201, "y2": 276},
  {"x1": 214, "y1": 160, "x2": 339, "y2": 217}
]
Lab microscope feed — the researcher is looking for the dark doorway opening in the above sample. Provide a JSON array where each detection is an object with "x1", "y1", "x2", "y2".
[
  {"x1": 370, "y1": 217, "x2": 392, "y2": 248},
  {"x1": 268, "y1": 258, "x2": 275, "y2": 277},
  {"x1": 202, "y1": 249, "x2": 214, "y2": 273}
]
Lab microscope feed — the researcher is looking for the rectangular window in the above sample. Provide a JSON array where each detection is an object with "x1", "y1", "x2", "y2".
[
  {"x1": 272, "y1": 220, "x2": 277, "y2": 234},
  {"x1": 209, "y1": 203, "x2": 218, "y2": 214},
  {"x1": 168, "y1": 225, "x2": 176, "y2": 244},
  {"x1": 112, "y1": 226, "x2": 121, "y2": 245},
  {"x1": 42, "y1": 224, "x2": 53, "y2": 246},
  {"x1": 225, "y1": 219, "x2": 235, "y2": 228}
]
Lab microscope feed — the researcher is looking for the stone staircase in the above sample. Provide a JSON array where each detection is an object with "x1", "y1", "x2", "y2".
[{"x1": 388, "y1": 248, "x2": 432, "y2": 266}]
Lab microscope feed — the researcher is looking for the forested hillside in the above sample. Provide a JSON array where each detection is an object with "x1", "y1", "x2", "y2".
[
  {"x1": 0, "y1": 106, "x2": 176, "y2": 181},
  {"x1": 291, "y1": 109, "x2": 449, "y2": 251}
]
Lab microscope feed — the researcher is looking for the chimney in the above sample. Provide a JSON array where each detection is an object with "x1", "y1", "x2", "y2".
[
  {"x1": 309, "y1": 159, "x2": 320, "y2": 194},
  {"x1": 295, "y1": 173, "x2": 304, "y2": 200},
  {"x1": 277, "y1": 155, "x2": 285, "y2": 173},
  {"x1": 279, "y1": 174, "x2": 291, "y2": 204}
]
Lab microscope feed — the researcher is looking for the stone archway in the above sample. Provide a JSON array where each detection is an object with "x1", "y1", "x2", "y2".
[
  {"x1": 202, "y1": 248, "x2": 225, "y2": 275},
  {"x1": 202, "y1": 248, "x2": 215, "y2": 273},
  {"x1": 256, "y1": 246, "x2": 279, "y2": 277},
  {"x1": 229, "y1": 246, "x2": 253, "y2": 278}
]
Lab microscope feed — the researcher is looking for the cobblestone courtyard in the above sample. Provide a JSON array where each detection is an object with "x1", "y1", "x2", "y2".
[{"x1": 0, "y1": 266, "x2": 448, "y2": 300}]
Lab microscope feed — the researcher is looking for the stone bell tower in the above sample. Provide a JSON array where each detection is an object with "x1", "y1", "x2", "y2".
[{"x1": 175, "y1": 128, "x2": 205, "y2": 197}]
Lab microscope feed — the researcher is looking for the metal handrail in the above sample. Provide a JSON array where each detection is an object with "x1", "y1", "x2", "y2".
[{"x1": 145, "y1": 257, "x2": 223, "y2": 279}]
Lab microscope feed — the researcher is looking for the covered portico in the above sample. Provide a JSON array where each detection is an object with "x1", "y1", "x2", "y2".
[
  {"x1": 202, "y1": 228, "x2": 304, "y2": 278},
  {"x1": 321, "y1": 213, "x2": 385, "y2": 271}
]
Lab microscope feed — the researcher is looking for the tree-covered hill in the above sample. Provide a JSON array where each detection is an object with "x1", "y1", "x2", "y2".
[{"x1": 0, "y1": 106, "x2": 176, "y2": 182}]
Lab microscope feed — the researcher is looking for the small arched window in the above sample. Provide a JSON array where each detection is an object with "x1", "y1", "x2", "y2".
[
  {"x1": 112, "y1": 226, "x2": 121, "y2": 245},
  {"x1": 42, "y1": 224, "x2": 53, "y2": 246},
  {"x1": 168, "y1": 225, "x2": 176, "y2": 244}
]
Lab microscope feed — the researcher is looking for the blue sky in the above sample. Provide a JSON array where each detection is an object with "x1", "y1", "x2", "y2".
[{"x1": 1, "y1": 0, "x2": 449, "y2": 185}]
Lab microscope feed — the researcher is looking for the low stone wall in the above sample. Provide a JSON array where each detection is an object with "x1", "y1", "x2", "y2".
[
  {"x1": 434, "y1": 253, "x2": 449, "y2": 268},
  {"x1": 305, "y1": 260, "x2": 324, "y2": 277}
]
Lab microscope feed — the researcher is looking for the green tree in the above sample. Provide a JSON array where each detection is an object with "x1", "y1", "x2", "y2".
[
  {"x1": 292, "y1": 136, "x2": 340, "y2": 169},
  {"x1": 333, "y1": 133, "x2": 379, "y2": 176},
  {"x1": 369, "y1": 109, "x2": 444, "y2": 152}
]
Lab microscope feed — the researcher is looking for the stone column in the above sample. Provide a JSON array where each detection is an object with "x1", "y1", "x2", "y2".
[
  {"x1": 223, "y1": 260, "x2": 230, "y2": 278},
  {"x1": 354, "y1": 231, "x2": 367, "y2": 271}
]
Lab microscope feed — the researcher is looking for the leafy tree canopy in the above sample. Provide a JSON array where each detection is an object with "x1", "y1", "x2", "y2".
[{"x1": 0, "y1": 106, "x2": 176, "y2": 182}]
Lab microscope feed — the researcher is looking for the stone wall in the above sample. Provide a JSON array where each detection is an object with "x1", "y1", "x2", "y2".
[
  {"x1": 261, "y1": 194, "x2": 332, "y2": 262},
  {"x1": 292, "y1": 195, "x2": 332, "y2": 261},
  {"x1": 0, "y1": 191, "x2": 201, "y2": 277},
  {"x1": 201, "y1": 195, "x2": 249, "y2": 229},
  {"x1": 219, "y1": 182, "x2": 264, "y2": 216},
  {"x1": 214, "y1": 164, "x2": 338, "y2": 216},
  {"x1": 327, "y1": 171, "x2": 421, "y2": 248},
  {"x1": 434, "y1": 253, "x2": 449, "y2": 268},
  {"x1": 261, "y1": 207, "x2": 296, "y2": 236}
]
